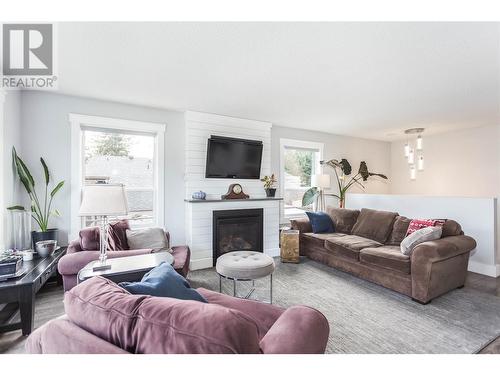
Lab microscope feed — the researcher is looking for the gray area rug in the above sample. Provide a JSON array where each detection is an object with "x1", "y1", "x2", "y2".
[
  {"x1": 189, "y1": 258, "x2": 500, "y2": 354},
  {"x1": 2, "y1": 258, "x2": 500, "y2": 354}
]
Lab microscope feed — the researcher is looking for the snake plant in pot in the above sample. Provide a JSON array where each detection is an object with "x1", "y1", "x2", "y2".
[
  {"x1": 7, "y1": 147, "x2": 65, "y2": 249},
  {"x1": 302, "y1": 159, "x2": 387, "y2": 209}
]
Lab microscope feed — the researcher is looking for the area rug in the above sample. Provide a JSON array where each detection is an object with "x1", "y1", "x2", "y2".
[{"x1": 188, "y1": 258, "x2": 500, "y2": 354}]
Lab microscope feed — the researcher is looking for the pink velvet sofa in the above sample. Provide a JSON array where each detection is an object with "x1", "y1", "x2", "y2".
[
  {"x1": 58, "y1": 221, "x2": 190, "y2": 291},
  {"x1": 26, "y1": 277, "x2": 330, "y2": 354}
]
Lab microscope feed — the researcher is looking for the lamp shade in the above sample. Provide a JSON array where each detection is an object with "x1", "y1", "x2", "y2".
[
  {"x1": 313, "y1": 174, "x2": 331, "y2": 189},
  {"x1": 79, "y1": 184, "x2": 129, "y2": 216}
]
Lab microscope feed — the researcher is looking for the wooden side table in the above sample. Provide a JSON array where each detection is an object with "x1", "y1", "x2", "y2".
[{"x1": 280, "y1": 229, "x2": 300, "y2": 263}]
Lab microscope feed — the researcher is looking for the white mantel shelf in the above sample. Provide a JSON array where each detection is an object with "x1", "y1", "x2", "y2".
[{"x1": 185, "y1": 197, "x2": 283, "y2": 203}]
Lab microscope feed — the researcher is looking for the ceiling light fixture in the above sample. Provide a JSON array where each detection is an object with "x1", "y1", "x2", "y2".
[{"x1": 403, "y1": 128, "x2": 425, "y2": 180}]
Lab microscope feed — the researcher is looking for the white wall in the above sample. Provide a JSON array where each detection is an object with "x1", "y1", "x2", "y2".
[
  {"x1": 347, "y1": 194, "x2": 498, "y2": 277},
  {"x1": 19, "y1": 91, "x2": 186, "y2": 246},
  {"x1": 185, "y1": 111, "x2": 272, "y2": 199},
  {"x1": 271, "y1": 125, "x2": 391, "y2": 209},
  {"x1": 1, "y1": 91, "x2": 22, "y2": 249},
  {"x1": 390, "y1": 124, "x2": 500, "y2": 274}
]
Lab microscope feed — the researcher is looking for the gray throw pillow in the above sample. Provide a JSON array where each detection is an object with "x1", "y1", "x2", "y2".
[
  {"x1": 400, "y1": 226, "x2": 442, "y2": 256},
  {"x1": 125, "y1": 228, "x2": 171, "y2": 252}
]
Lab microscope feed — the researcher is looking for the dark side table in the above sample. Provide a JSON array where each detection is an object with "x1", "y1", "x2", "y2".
[{"x1": 0, "y1": 247, "x2": 67, "y2": 336}]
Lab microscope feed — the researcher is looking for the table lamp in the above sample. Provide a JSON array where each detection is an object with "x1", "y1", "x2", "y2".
[
  {"x1": 79, "y1": 184, "x2": 128, "y2": 271},
  {"x1": 312, "y1": 174, "x2": 331, "y2": 211}
]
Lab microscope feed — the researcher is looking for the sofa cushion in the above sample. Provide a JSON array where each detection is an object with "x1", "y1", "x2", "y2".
[
  {"x1": 107, "y1": 220, "x2": 130, "y2": 251},
  {"x1": 325, "y1": 235, "x2": 382, "y2": 261},
  {"x1": 441, "y1": 219, "x2": 463, "y2": 237},
  {"x1": 79, "y1": 227, "x2": 100, "y2": 251},
  {"x1": 351, "y1": 208, "x2": 398, "y2": 243},
  {"x1": 303, "y1": 232, "x2": 346, "y2": 241},
  {"x1": 305, "y1": 211, "x2": 335, "y2": 233},
  {"x1": 360, "y1": 246, "x2": 411, "y2": 274},
  {"x1": 325, "y1": 207, "x2": 360, "y2": 234},
  {"x1": 65, "y1": 276, "x2": 261, "y2": 354},
  {"x1": 126, "y1": 228, "x2": 170, "y2": 252},
  {"x1": 405, "y1": 219, "x2": 445, "y2": 236},
  {"x1": 386, "y1": 216, "x2": 411, "y2": 246},
  {"x1": 400, "y1": 226, "x2": 443, "y2": 255},
  {"x1": 119, "y1": 262, "x2": 207, "y2": 302}
]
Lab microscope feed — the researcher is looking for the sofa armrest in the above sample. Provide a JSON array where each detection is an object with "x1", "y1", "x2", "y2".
[
  {"x1": 290, "y1": 217, "x2": 312, "y2": 234},
  {"x1": 411, "y1": 235, "x2": 476, "y2": 303},
  {"x1": 67, "y1": 239, "x2": 82, "y2": 254},
  {"x1": 26, "y1": 315, "x2": 128, "y2": 354},
  {"x1": 58, "y1": 249, "x2": 154, "y2": 276},
  {"x1": 259, "y1": 306, "x2": 329, "y2": 354},
  {"x1": 411, "y1": 235, "x2": 476, "y2": 265}
]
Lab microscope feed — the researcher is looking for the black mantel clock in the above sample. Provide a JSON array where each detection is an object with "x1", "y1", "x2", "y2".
[{"x1": 221, "y1": 183, "x2": 249, "y2": 200}]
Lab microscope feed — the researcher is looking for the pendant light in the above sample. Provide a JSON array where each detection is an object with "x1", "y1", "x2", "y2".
[{"x1": 403, "y1": 128, "x2": 425, "y2": 180}]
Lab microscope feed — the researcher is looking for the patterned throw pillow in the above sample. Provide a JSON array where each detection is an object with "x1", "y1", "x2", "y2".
[{"x1": 405, "y1": 219, "x2": 445, "y2": 237}]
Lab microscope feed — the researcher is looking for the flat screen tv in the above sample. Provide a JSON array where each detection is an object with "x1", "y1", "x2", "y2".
[{"x1": 205, "y1": 136, "x2": 263, "y2": 179}]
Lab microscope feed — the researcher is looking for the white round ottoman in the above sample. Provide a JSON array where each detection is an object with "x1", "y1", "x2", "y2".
[{"x1": 216, "y1": 251, "x2": 275, "y2": 303}]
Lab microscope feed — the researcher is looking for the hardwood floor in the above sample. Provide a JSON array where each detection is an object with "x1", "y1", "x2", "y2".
[{"x1": 0, "y1": 271, "x2": 499, "y2": 353}]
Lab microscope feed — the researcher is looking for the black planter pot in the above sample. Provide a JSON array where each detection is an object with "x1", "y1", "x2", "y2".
[
  {"x1": 265, "y1": 188, "x2": 277, "y2": 197},
  {"x1": 32, "y1": 228, "x2": 58, "y2": 250}
]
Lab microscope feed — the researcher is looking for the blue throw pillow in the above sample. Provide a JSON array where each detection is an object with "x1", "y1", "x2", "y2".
[
  {"x1": 119, "y1": 262, "x2": 207, "y2": 303},
  {"x1": 305, "y1": 211, "x2": 335, "y2": 234}
]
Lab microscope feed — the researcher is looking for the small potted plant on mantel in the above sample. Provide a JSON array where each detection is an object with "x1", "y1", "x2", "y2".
[
  {"x1": 7, "y1": 147, "x2": 65, "y2": 250},
  {"x1": 260, "y1": 174, "x2": 277, "y2": 197}
]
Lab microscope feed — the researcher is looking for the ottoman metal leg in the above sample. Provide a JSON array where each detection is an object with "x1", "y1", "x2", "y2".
[
  {"x1": 233, "y1": 279, "x2": 237, "y2": 297},
  {"x1": 219, "y1": 274, "x2": 222, "y2": 293}
]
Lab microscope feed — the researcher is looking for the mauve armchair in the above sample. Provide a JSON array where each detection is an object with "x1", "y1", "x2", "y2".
[{"x1": 58, "y1": 221, "x2": 190, "y2": 291}]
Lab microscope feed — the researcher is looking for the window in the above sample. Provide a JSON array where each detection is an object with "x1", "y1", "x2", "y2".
[
  {"x1": 280, "y1": 139, "x2": 323, "y2": 220},
  {"x1": 70, "y1": 114, "x2": 165, "y2": 240},
  {"x1": 82, "y1": 130, "x2": 155, "y2": 228}
]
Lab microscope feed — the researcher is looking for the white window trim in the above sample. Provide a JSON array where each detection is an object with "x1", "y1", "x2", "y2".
[
  {"x1": 69, "y1": 113, "x2": 166, "y2": 241},
  {"x1": 279, "y1": 138, "x2": 324, "y2": 223}
]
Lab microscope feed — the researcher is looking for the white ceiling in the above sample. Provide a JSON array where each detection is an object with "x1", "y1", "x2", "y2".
[{"x1": 57, "y1": 22, "x2": 500, "y2": 140}]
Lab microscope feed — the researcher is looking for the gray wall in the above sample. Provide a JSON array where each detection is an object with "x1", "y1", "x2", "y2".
[
  {"x1": 13, "y1": 92, "x2": 392, "y2": 248},
  {"x1": 19, "y1": 91, "x2": 186, "y2": 246}
]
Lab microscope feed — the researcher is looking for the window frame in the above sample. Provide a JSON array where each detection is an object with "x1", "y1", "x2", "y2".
[
  {"x1": 69, "y1": 113, "x2": 166, "y2": 240},
  {"x1": 279, "y1": 138, "x2": 324, "y2": 223}
]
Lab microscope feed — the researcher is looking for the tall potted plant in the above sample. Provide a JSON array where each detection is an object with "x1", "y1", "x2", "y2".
[
  {"x1": 7, "y1": 147, "x2": 65, "y2": 249},
  {"x1": 302, "y1": 159, "x2": 387, "y2": 209}
]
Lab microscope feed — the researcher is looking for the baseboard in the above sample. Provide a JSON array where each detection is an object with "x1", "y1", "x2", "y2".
[
  {"x1": 265, "y1": 247, "x2": 281, "y2": 257},
  {"x1": 468, "y1": 260, "x2": 500, "y2": 278},
  {"x1": 190, "y1": 258, "x2": 213, "y2": 270}
]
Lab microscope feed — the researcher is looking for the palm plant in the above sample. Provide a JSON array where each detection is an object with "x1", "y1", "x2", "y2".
[
  {"x1": 7, "y1": 147, "x2": 65, "y2": 232},
  {"x1": 302, "y1": 159, "x2": 387, "y2": 209}
]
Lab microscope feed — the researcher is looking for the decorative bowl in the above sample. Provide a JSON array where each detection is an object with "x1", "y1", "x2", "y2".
[
  {"x1": 192, "y1": 190, "x2": 207, "y2": 200},
  {"x1": 35, "y1": 240, "x2": 57, "y2": 258}
]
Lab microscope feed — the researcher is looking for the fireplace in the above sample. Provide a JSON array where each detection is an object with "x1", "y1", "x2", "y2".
[{"x1": 212, "y1": 209, "x2": 264, "y2": 266}]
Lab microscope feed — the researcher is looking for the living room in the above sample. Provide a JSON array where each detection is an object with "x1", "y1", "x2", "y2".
[{"x1": 1, "y1": 2, "x2": 500, "y2": 371}]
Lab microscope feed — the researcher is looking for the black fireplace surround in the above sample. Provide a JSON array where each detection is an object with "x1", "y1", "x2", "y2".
[{"x1": 212, "y1": 208, "x2": 264, "y2": 266}]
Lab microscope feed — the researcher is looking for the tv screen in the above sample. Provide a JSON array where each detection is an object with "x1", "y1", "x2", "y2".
[{"x1": 205, "y1": 136, "x2": 263, "y2": 179}]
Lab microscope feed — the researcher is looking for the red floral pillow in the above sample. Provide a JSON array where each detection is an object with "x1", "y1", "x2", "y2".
[{"x1": 405, "y1": 219, "x2": 445, "y2": 237}]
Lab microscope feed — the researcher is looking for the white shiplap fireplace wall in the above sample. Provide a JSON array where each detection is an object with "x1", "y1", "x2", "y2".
[{"x1": 184, "y1": 111, "x2": 280, "y2": 270}]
